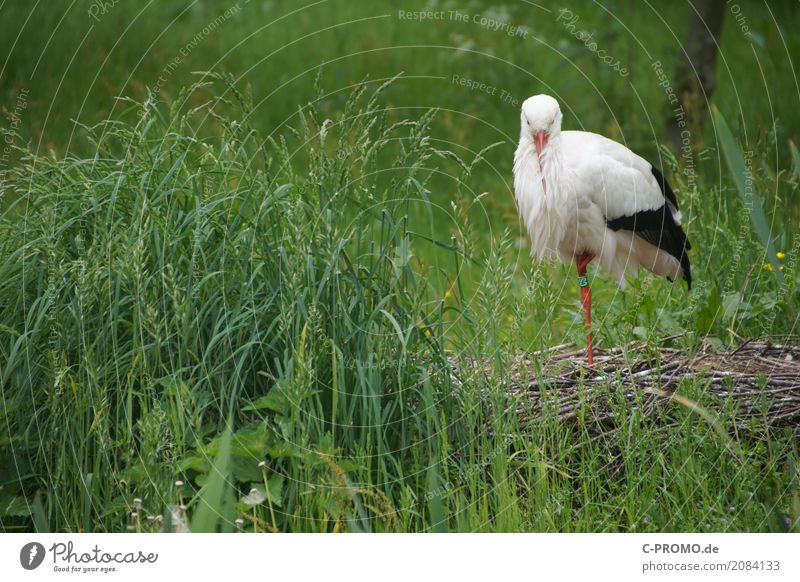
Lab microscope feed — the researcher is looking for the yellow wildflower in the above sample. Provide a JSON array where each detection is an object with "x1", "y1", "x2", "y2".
[
  {"x1": 776, "y1": 251, "x2": 786, "y2": 260},
  {"x1": 763, "y1": 263, "x2": 773, "y2": 271}
]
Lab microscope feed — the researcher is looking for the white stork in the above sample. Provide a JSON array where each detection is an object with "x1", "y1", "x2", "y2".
[{"x1": 513, "y1": 94, "x2": 691, "y2": 365}]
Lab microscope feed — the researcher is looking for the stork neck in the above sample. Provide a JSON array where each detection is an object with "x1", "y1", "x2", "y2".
[{"x1": 537, "y1": 134, "x2": 562, "y2": 196}]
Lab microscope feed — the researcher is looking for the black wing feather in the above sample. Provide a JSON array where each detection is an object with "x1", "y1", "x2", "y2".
[{"x1": 605, "y1": 166, "x2": 692, "y2": 289}]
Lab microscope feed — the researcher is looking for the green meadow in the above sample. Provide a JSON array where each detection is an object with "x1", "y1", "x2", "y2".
[{"x1": 0, "y1": 0, "x2": 798, "y2": 532}]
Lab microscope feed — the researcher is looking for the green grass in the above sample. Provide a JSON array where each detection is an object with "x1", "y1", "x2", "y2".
[
  {"x1": 1, "y1": 1, "x2": 799, "y2": 532},
  {"x1": 1, "y1": 78, "x2": 798, "y2": 533}
]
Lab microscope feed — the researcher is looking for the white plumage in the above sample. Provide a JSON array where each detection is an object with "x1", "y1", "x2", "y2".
[
  {"x1": 513, "y1": 94, "x2": 690, "y2": 288},
  {"x1": 513, "y1": 94, "x2": 692, "y2": 364}
]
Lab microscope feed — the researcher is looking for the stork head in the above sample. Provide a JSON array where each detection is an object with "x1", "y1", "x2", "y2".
[{"x1": 520, "y1": 94, "x2": 562, "y2": 157}]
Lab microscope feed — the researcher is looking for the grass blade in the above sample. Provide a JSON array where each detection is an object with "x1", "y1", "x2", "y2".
[
  {"x1": 190, "y1": 424, "x2": 233, "y2": 533},
  {"x1": 712, "y1": 107, "x2": 786, "y2": 289}
]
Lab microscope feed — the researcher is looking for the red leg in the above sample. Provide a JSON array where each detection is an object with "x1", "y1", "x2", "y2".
[{"x1": 576, "y1": 252, "x2": 594, "y2": 365}]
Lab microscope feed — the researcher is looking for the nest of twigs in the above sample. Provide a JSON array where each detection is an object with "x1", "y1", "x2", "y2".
[{"x1": 462, "y1": 338, "x2": 800, "y2": 438}]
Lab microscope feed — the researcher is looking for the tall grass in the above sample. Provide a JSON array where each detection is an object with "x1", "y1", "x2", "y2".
[
  {"x1": 1, "y1": 78, "x2": 797, "y2": 533},
  {"x1": 0, "y1": 76, "x2": 464, "y2": 531}
]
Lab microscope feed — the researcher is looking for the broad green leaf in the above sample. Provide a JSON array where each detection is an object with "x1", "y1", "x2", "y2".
[
  {"x1": 191, "y1": 424, "x2": 233, "y2": 533},
  {"x1": 712, "y1": 107, "x2": 786, "y2": 292},
  {"x1": 241, "y1": 391, "x2": 288, "y2": 415}
]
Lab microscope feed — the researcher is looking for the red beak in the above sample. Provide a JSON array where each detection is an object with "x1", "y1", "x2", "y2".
[
  {"x1": 534, "y1": 130, "x2": 548, "y2": 155},
  {"x1": 534, "y1": 130, "x2": 549, "y2": 195}
]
